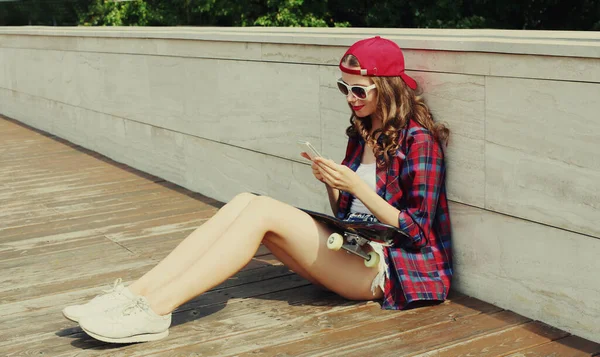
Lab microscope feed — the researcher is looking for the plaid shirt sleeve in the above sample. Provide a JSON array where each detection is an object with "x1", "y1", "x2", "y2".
[{"x1": 396, "y1": 137, "x2": 445, "y2": 250}]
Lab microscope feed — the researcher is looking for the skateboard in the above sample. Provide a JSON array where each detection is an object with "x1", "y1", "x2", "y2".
[{"x1": 300, "y1": 209, "x2": 409, "y2": 268}]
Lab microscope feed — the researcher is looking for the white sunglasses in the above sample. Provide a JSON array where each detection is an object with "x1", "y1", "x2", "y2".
[{"x1": 336, "y1": 79, "x2": 376, "y2": 100}]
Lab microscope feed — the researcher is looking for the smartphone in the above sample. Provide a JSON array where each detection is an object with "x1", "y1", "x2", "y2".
[{"x1": 297, "y1": 140, "x2": 322, "y2": 160}]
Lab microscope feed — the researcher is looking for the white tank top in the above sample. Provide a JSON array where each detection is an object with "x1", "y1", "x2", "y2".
[{"x1": 349, "y1": 162, "x2": 377, "y2": 215}]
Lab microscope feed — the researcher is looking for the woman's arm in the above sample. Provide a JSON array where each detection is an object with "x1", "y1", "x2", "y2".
[
  {"x1": 315, "y1": 138, "x2": 445, "y2": 249},
  {"x1": 363, "y1": 139, "x2": 445, "y2": 249},
  {"x1": 314, "y1": 158, "x2": 399, "y2": 224},
  {"x1": 325, "y1": 184, "x2": 340, "y2": 216},
  {"x1": 352, "y1": 181, "x2": 400, "y2": 227}
]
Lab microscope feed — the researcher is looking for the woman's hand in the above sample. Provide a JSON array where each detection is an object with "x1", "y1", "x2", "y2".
[
  {"x1": 301, "y1": 152, "x2": 325, "y2": 183},
  {"x1": 313, "y1": 157, "x2": 363, "y2": 195}
]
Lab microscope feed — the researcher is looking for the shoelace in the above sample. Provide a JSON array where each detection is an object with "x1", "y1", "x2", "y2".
[
  {"x1": 96, "y1": 278, "x2": 123, "y2": 301},
  {"x1": 122, "y1": 298, "x2": 149, "y2": 316}
]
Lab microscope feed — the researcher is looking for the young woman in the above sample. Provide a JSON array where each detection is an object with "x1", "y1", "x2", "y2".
[{"x1": 63, "y1": 36, "x2": 453, "y2": 344}]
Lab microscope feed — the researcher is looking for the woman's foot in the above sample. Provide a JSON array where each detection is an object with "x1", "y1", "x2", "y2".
[
  {"x1": 62, "y1": 278, "x2": 137, "y2": 322},
  {"x1": 79, "y1": 296, "x2": 172, "y2": 343}
]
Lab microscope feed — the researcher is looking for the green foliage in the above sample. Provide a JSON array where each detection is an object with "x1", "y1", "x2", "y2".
[
  {"x1": 0, "y1": 0, "x2": 598, "y2": 30},
  {"x1": 79, "y1": 0, "x2": 153, "y2": 26},
  {"x1": 255, "y1": 0, "x2": 332, "y2": 27},
  {"x1": 0, "y1": 0, "x2": 88, "y2": 26}
]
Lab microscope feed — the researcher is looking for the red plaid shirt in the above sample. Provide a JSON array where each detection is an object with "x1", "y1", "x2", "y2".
[{"x1": 337, "y1": 119, "x2": 453, "y2": 310}]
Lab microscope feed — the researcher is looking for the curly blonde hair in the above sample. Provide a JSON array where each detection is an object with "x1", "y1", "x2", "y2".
[{"x1": 342, "y1": 54, "x2": 449, "y2": 167}]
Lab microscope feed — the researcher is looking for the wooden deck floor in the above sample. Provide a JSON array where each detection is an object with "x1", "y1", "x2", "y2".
[{"x1": 1, "y1": 115, "x2": 599, "y2": 357}]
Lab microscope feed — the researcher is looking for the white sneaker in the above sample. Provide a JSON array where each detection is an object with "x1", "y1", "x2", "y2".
[
  {"x1": 62, "y1": 278, "x2": 136, "y2": 322},
  {"x1": 80, "y1": 296, "x2": 171, "y2": 343}
]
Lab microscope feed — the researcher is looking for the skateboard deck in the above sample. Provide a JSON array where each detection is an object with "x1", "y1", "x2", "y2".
[
  {"x1": 300, "y1": 209, "x2": 408, "y2": 267},
  {"x1": 300, "y1": 208, "x2": 408, "y2": 246}
]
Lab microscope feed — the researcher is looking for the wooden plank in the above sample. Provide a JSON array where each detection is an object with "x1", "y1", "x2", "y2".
[
  {"x1": 0, "y1": 257, "x2": 292, "y2": 325},
  {"x1": 0, "y1": 178, "x2": 165, "y2": 210},
  {"x1": 0, "y1": 132, "x2": 62, "y2": 143},
  {"x1": 0, "y1": 201, "x2": 216, "y2": 243},
  {"x1": 0, "y1": 239, "x2": 142, "y2": 296},
  {"x1": 1, "y1": 274, "x2": 312, "y2": 356},
  {"x1": 43, "y1": 183, "x2": 181, "y2": 210},
  {"x1": 0, "y1": 179, "x2": 160, "y2": 211},
  {"x1": 504, "y1": 335, "x2": 600, "y2": 357},
  {"x1": 0, "y1": 203, "x2": 48, "y2": 220},
  {"x1": 0, "y1": 172, "x2": 156, "y2": 203},
  {"x1": 1, "y1": 155, "x2": 158, "y2": 184},
  {"x1": 0, "y1": 186, "x2": 171, "y2": 227},
  {"x1": 0, "y1": 245, "x2": 280, "y2": 305},
  {"x1": 3, "y1": 115, "x2": 598, "y2": 357},
  {"x1": 0, "y1": 228, "x2": 279, "y2": 305},
  {"x1": 0, "y1": 134, "x2": 65, "y2": 147},
  {"x1": 0, "y1": 166, "x2": 141, "y2": 189},
  {"x1": 0, "y1": 159, "x2": 149, "y2": 183},
  {"x1": 345, "y1": 311, "x2": 530, "y2": 357},
  {"x1": 1, "y1": 211, "x2": 282, "y2": 297},
  {"x1": 80, "y1": 290, "x2": 373, "y2": 357},
  {"x1": 0, "y1": 145, "x2": 101, "y2": 163},
  {"x1": 1, "y1": 154, "x2": 159, "y2": 180},
  {"x1": 0, "y1": 216, "x2": 206, "y2": 262},
  {"x1": 0, "y1": 211, "x2": 219, "y2": 268},
  {"x1": 1, "y1": 191, "x2": 207, "y2": 230},
  {"x1": 0, "y1": 211, "x2": 216, "y2": 258},
  {"x1": 0, "y1": 254, "x2": 157, "y2": 304},
  {"x1": 0, "y1": 151, "x2": 107, "y2": 173},
  {"x1": 44, "y1": 179, "x2": 223, "y2": 211},
  {"x1": 0, "y1": 134, "x2": 79, "y2": 148},
  {"x1": 2, "y1": 179, "x2": 219, "y2": 216},
  {"x1": 0, "y1": 152, "x2": 80, "y2": 164},
  {"x1": 239, "y1": 310, "x2": 529, "y2": 357},
  {"x1": 145, "y1": 297, "x2": 501, "y2": 357},
  {"x1": 413, "y1": 321, "x2": 569, "y2": 357},
  {"x1": 0, "y1": 221, "x2": 210, "y2": 264},
  {"x1": 0, "y1": 154, "x2": 103, "y2": 174},
  {"x1": 0, "y1": 169, "x2": 148, "y2": 190},
  {"x1": 1, "y1": 184, "x2": 206, "y2": 227}
]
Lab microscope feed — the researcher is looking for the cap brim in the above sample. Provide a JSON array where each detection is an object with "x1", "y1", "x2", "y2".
[{"x1": 401, "y1": 73, "x2": 417, "y2": 90}]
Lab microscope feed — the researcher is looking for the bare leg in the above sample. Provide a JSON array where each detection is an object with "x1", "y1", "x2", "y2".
[
  {"x1": 129, "y1": 192, "x2": 258, "y2": 296},
  {"x1": 146, "y1": 196, "x2": 383, "y2": 315},
  {"x1": 261, "y1": 236, "x2": 323, "y2": 287}
]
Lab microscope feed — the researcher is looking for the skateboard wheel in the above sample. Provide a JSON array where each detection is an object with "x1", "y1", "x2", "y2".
[
  {"x1": 327, "y1": 233, "x2": 344, "y2": 251},
  {"x1": 364, "y1": 251, "x2": 380, "y2": 268}
]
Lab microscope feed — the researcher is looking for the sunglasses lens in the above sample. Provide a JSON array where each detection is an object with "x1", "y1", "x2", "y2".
[
  {"x1": 351, "y1": 87, "x2": 367, "y2": 99},
  {"x1": 337, "y1": 82, "x2": 349, "y2": 96}
]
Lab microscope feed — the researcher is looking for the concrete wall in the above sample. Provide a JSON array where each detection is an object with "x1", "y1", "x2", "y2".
[{"x1": 1, "y1": 27, "x2": 599, "y2": 343}]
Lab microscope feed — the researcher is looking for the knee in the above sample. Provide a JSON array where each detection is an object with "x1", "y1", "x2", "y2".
[
  {"x1": 249, "y1": 195, "x2": 277, "y2": 209},
  {"x1": 243, "y1": 195, "x2": 279, "y2": 224},
  {"x1": 231, "y1": 192, "x2": 258, "y2": 204}
]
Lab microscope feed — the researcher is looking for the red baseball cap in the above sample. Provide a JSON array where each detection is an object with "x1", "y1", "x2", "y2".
[{"x1": 339, "y1": 36, "x2": 417, "y2": 90}]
